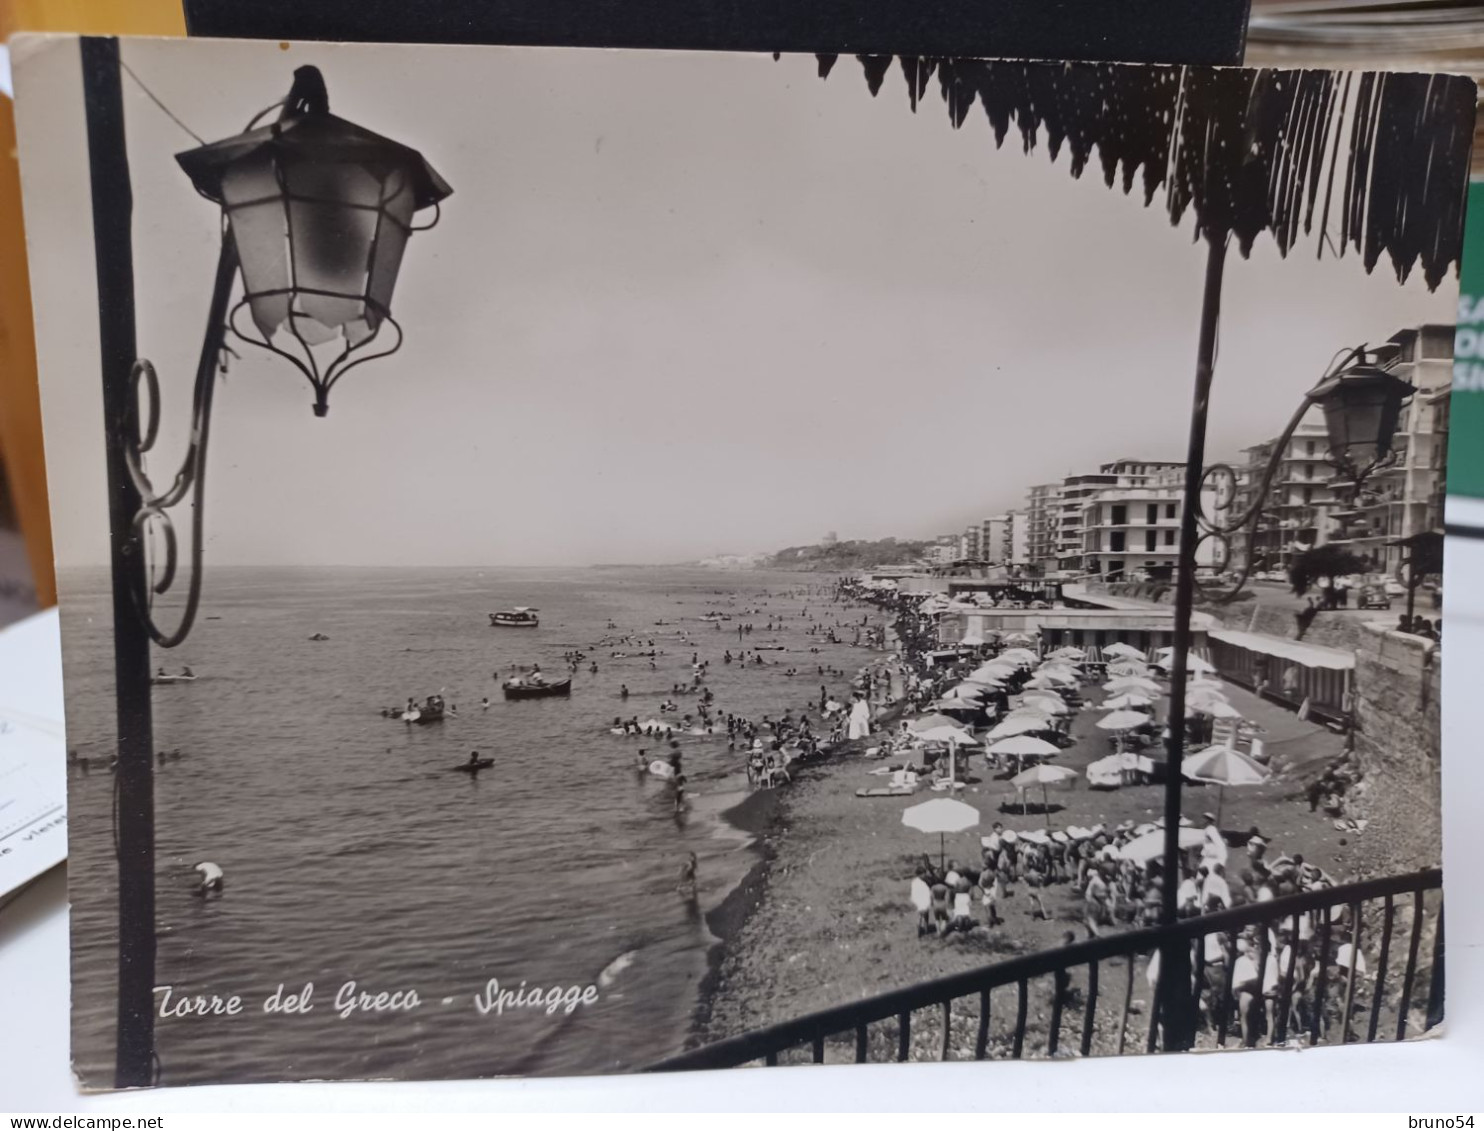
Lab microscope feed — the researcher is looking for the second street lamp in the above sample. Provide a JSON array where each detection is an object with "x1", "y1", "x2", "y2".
[{"x1": 1155, "y1": 339, "x2": 1416, "y2": 1049}]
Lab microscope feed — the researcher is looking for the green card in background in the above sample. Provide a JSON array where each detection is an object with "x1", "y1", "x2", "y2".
[{"x1": 1451, "y1": 180, "x2": 1484, "y2": 498}]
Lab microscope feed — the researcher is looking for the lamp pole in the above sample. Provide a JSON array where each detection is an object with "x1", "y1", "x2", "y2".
[
  {"x1": 80, "y1": 35, "x2": 157, "y2": 1089},
  {"x1": 75, "y1": 40, "x2": 449, "y2": 1088},
  {"x1": 1156, "y1": 236, "x2": 1227, "y2": 1051}
]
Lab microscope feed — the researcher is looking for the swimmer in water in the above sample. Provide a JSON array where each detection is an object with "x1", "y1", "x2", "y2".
[{"x1": 194, "y1": 861, "x2": 224, "y2": 896}]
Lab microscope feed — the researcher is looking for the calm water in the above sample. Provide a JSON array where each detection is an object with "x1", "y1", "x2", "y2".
[{"x1": 62, "y1": 565, "x2": 877, "y2": 1084}]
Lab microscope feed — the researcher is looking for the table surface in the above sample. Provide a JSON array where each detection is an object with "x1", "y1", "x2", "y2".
[{"x1": 4, "y1": 517, "x2": 1484, "y2": 1113}]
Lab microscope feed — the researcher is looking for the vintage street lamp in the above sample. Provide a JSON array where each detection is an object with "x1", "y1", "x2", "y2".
[
  {"x1": 78, "y1": 42, "x2": 450, "y2": 1087},
  {"x1": 175, "y1": 65, "x2": 452, "y2": 419},
  {"x1": 1190, "y1": 344, "x2": 1416, "y2": 603},
  {"x1": 125, "y1": 64, "x2": 452, "y2": 649},
  {"x1": 1309, "y1": 348, "x2": 1417, "y2": 487},
  {"x1": 1153, "y1": 339, "x2": 1415, "y2": 1048}
]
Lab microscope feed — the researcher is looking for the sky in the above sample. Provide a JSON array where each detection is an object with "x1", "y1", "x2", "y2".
[{"x1": 14, "y1": 38, "x2": 1459, "y2": 568}]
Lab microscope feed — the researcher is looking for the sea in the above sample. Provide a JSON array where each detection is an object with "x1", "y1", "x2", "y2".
[{"x1": 61, "y1": 564, "x2": 882, "y2": 1084}]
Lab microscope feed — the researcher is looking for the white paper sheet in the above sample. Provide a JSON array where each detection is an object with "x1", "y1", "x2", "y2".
[{"x1": 0, "y1": 607, "x2": 65, "y2": 898}]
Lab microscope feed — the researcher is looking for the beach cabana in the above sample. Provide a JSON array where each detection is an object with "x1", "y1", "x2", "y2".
[{"x1": 1088, "y1": 751, "x2": 1156, "y2": 788}]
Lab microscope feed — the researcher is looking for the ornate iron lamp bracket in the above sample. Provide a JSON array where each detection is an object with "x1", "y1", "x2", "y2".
[
  {"x1": 121, "y1": 234, "x2": 238, "y2": 648},
  {"x1": 1189, "y1": 346, "x2": 1402, "y2": 605}
]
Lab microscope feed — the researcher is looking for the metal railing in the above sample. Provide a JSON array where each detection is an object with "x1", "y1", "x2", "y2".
[{"x1": 648, "y1": 868, "x2": 1442, "y2": 1071}]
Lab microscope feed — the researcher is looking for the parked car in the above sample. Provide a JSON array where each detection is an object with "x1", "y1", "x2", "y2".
[
  {"x1": 1384, "y1": 579, "x2": 1406, "y2": 597},
  {"x1": 1358, "y1": 585, "x2": 1391, "y2": 610}
]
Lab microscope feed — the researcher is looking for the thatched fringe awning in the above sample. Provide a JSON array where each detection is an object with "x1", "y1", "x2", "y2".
[{"x1": 807, "y1": 57, "x2": 1474, "y2": 290}]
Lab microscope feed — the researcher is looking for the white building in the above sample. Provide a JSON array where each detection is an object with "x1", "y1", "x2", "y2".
[
  {"x1": 1025, "y1": 483, "x2": 1061, "y2": 574},
  {"x1": 1008, "y1": 510, "x2": 1030, "y2": 567},
  {"x1": 981, "y1": 514, "x2": 1011, "y2": 564},
  {"x1": 1079, "y1": 464, "x2": 1224, "y2": 581},
  {"x1": 1060, "y1": 460, "x2": 1184, "y2": 577}
]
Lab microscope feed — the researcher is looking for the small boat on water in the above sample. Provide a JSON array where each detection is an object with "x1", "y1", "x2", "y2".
[
  {"x1": 394, "y1": 695, "x2": 447, "y2": 724},
  {"x1": 490, "y1": 607, "x2": 540, "y2": 628},
  {"x1": 450, "y1": 758, "x2": 495, "y2": 773},
  {"x1": 152, "y1": 671, "x2": 198, "y2": 685},
  {"x1": 502, "y1": 676, "x2": 572, "y2": 700}
]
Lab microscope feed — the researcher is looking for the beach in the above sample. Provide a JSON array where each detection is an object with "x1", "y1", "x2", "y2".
[{"x1": 694, "y1": 593, "x2": 1371, "y2": 1060}]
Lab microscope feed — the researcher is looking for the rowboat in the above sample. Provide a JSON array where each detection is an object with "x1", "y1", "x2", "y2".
[
  {"x1": 450, "y1": 758, "x2": 494, "y2": 773},
  {"x1": 490, "y1": 607, "x2": 540, "y2": 628},
  {"x1": 152, "y1": 674, "x2": 198, "y2": 685},
  {"x1": 502, "y1": 677, "x2": 571, "y2": 700}
]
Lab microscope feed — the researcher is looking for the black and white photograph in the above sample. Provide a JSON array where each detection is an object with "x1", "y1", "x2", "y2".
[{"x1": 10, "y1": 35, "x2": 1472, "y2": 1088}]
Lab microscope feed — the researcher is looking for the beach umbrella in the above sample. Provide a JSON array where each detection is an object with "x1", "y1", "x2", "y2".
[
  {"x1": 1101, "y1": 692, "x2": 1154, "y2": 710},
  {"x1": 1187, "y1": 698, "x2": 1243, "y2": 720},
  {"x1": 908, "y1": 713, "x2": 959, "y2": 733},
  {"x1": 959, "y1": 676, "x2": 1005, "y2": 691},
  {"x1": 1019, "y1": 687, "x2": 1066, "y2": 704},
  {"x1": 1050, "y1": 646, "x2": 1086, "y2": 660},
  {"x1": 930, "y1": 698, "x2": 982, "y2": 715},
  {"x1": 1010, "y1": 762, "x2": 1079, "y2": 826},
  {"x1": 988, "y1": 714, "x2": 1050, "y2": 740},
  {"x1": 902, "y1": 797, "x2": 981, "y2": 869},
  {"x1": 1104, "y1": 675, "x2": 1161, "y2": 694},
  {"x1": 1004, "y1": 632, "x2": 1036, "y2": 646},
  {"x1": 1107, "y1": 659, "x2": 1151, "y2": 675},
  {"x1": 1190, "y1": 677, "x2": 1226, "y2": 691},
  {"x1": 1118, "y1": 826, "x2": 1207, "y2": 864},
  {"x1": 989, "y1": 735, "x2": 1060, "y2": 759},
  {"x1": 1097, "y1": 710, "x2": 1150, "y2": 732},
  {"x1": 970, "y1": 664, "x2": 1015, "y2": 683},
  {"x1": 1182, "y1": 744, "x2": 1270, "y2": 825},
  {"x1": 1156, "y1": 650, "x2": 1217, "y2": 674},
  {"x1": 1035, "y1": 664, "x2": 1079, "y2": 681},
  {"x1": 1017, "y1": 695, "x2": 1068, "y2": 716},
  {"x1": 915, "y1": 724, "x2": 978, "y2": 746},
  {"x1": 999, "y1": 648, "x2": 1039, "y2": 664},
  {"x1": 944, "y1": 684, "x2": 988, "y2": 700},
  {"x1": 1026, "y1": 673, "x2": 1076, "y2": 691},
  {"x1": 1104, "y1": 643, "x2": 1146, "y2": 660}
]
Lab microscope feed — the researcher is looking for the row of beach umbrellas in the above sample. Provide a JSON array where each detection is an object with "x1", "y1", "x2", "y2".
[{"x1": 900, "y1": 639, "x2": 1271, "y2": 859}]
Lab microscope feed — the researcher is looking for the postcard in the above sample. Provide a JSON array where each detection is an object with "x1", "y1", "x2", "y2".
[{"x1": 11, "y1": 35, "x2": 1468, "y2": 1087}]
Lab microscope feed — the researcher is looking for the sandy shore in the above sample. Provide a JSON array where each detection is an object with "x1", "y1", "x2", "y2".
[{"x1": 692, "y1": 660, "x2": 1362, "y2": 1061}]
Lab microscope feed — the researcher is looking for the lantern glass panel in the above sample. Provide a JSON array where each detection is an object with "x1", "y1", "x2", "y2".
[
  {"x1": 366, "y1": 167, "x2": 416, "y2": 322},
  {"x1": 220, "y1": 154, "x2": 291, "y2": 339},
  {"x1": 282, "y1": 158, "x2": 382, "y2": 342},
  {"x1": 1324, "y1": 385, "x2": 1387, "y2": 470}
]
